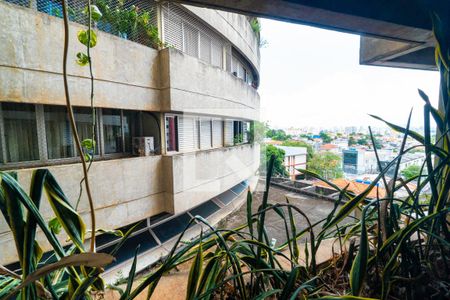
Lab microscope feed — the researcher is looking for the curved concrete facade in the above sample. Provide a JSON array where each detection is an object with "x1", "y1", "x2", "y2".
[
  {"x1": 0, "y1": 0, "x2": 260, "y2": 266},
  {"x1": 183, "y1": 5, "x2": 261, "y2": 74}
]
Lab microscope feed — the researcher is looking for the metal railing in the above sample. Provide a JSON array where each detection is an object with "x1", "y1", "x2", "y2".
[{"x1": 4, "y1": 0, "x2": 159, "y2": 49}]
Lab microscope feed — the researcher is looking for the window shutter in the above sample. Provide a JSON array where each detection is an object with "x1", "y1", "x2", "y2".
[
  {"x1": 179, "y1": 116, "x2": 196, "y2": 152},
  {"x1": 200, "y1": 118, "x2": 212, "y2": 149},
  {"x1": 224, "y1": 120, "x2": 233, "y2": 146},
  {"x1": 212, "y1": 119, "x2": 223, "y2": 148}
]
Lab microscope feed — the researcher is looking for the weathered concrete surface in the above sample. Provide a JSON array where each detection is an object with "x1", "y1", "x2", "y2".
[
  {"x1": 0, "y1": 156, "x2": 167, "y2": 264},
  {"x1": 360, "y1": 36, "x2": 436, "y2": 71},
  {"x1": 160, "y1": 48, "x2": 260, "y2": 120},
  {"x1": 0, "y1": 2, "x2": 160, "y2": 111},
  {"x1": 220, "y1": 182, "x2": 351, "y2": 245},
  {"x1": 164, "y1": 144, "x2": 259, "y2": 213},
  {"x1": 0, "y1": 2, "x2": 261, "y2": 116},
  {"x1": 183, "y1": 5, "x2": 260, "y2": 72},
  {"x1": 170, "y1": 0, "x2": 433, "y2": 42},
  {"x1": 106, "y1": 179, "x2": 346, "y2": 300}
]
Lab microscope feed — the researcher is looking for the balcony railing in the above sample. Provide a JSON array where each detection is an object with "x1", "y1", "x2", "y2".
[{"x1": 4, "y1": 0, "x2": 159, "y2": 49}]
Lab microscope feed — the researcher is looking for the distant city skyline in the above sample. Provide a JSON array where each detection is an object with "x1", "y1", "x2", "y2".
[{"x1": 259, "y1": 19, "x2": 440, "y2": 129}]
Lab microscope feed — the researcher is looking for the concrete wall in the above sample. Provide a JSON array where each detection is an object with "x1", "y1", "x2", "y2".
[
  {"x1": 0, "y1": 156, "x2": 166, "y2": 264},
  {"x1": 183, "y1": 5, "x2": 260, "y2": 74},
  {"x1": 164, "y1": 144, "x2": 259, "y2": 213},
  {"x1": 0, "y1": 3, "x2": 261, "y2": 265},
  {"x1": 160, "y1": 48, "x2": 260, "y2": 120},
  {"x1": 0, "y1": 2, "x2": 161, "y2": 111}
]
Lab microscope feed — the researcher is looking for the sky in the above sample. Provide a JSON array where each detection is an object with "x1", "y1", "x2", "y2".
[{"x1": 258, "y1": 19, "x2": 440, "y2": 130}]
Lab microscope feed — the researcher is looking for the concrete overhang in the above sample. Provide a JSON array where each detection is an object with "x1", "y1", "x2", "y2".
[{"x1": 168, "y1": 0, "x2": 447, "y2": 71}]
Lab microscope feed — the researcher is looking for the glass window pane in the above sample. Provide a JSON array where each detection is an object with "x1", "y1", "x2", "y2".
[
  {"x1": 2, "y1": 103, "x2": 39, "y2": 163},
  {"x1": 166, "y1": 116, "x2": 178, "y2": 152},
  {"x1": 123, "y1": 110, "x2": 138, "y2": 153},
  {"x1": 74, "y1": 107, "x2": 98, "y2": 155},
  {"x1": 102, "y1": 109, "x2": 123, "y2": 154},
  {"x1": 44, "y1": 106, "x2": 75, "y2": 159}
]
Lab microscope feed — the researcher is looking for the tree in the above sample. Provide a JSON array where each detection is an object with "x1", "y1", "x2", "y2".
[
  {"x1": 348, "y1": 136, "x2": 357, "y2": 146},
  {"x1": 319, "y1": 131, "x2": 332, "y2": 143},
  {"x1": 249, "y1": 121, "x2": 269, "y2": 143},
  {"x1": 357, "y1": 137, "x2": 368, "y2": 145},
  {"x1": 307, "y1": 151, "x2": 343, "y2": 180},
  {"x1": 262, "y1": 144, "x2": 287, "y2": 176},
  {"x1": 267, "y1": 129, "x2": 291, "y2": 141},
  {"x1": 281, "y1": 140, "x2": 314, "y2": 161},
  {"x1": 372, "y1": 137, "x2": 383, "y2": 149},
  {"x1": 401, "y1": 165, "x2": 421, "y2": 180}
]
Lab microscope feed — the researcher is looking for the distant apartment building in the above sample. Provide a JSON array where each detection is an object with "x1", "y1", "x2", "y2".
[
  {"x1": 380, "y1": 153, "x2": 425, "y2": 178},
  {"x1": 275, "y1": 146, "x2": 307, "y2": 180},
  {"x1": 342, "y1": 148, "x2": 365, "y2": 175},
  {"x1": 0, "y1": 0, "x2": 260, "y2": 273}
]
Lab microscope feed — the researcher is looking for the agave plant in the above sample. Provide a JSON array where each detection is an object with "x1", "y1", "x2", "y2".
[{"x1": 0, "y1": 170, "x2": 118, "y2": 299}]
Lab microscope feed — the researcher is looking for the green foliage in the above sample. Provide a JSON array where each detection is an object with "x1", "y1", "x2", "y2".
[
  {"x1": 320, "y1": 131, "x2": 333, "y2": 143},
  {"x1": 307, "y1": 151, "x2": 343, "y2": 179},
  {"x1": 266, "y1": 128, "x2": 291, "y2": 141},
  {"x1": 400, "y1": 164, "x2": 421, "y2": 180},
  {"x1": 76, "y1": 52, "x2": 89, "y2": 66},
  {"x1": 357, "y1": 136, "x2": 368, "y2": 145},
  {"x1": 0, "y1": 170, "x2": 114, "y2": 298},
  {"x1": 281, "y1": 140, "x2": 314, "y2": 161},
  {"x1": 77, "y1": 29, "x2": 97, "y2": 48},
  {"x1": 96, "y1": 0, "x2": 164, "y2": 49},
  {"x1": 348, "y1": 136, "x2": 357, "y2": 146},
  {"x1": 262, "y1": 144, "x2": 287, "y2": 176},
  {"x1": 248, "y1": 121, "x2": 268, "y2": 144},
  {"x1": 83, "y1": 5, "x2": 103, "y2": 22}
]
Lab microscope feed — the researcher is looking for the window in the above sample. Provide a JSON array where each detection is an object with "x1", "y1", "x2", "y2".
[
  {"x1": 74, "y1": 107, "x2": 99, "y2": 155},
  {"x1": 178, "y1": 116, "x2": 198, "y2": 152},
  {"x1": 212, "y1": 119, "x2": 223, "y2": 148},
  {"x1": 224, "y1": 120, "x2": 234, "y2": 146},
  {"x1": 122, "y1": 110, "x2": 138, "y2": 153},
  {"x1": 166, "y1": 115, "x2": 178, "y2": 152},
  {"x1": 2, "y1": 103, "x2": 39, "y2": 163},
  {"x1": 44, "y1": 106, "x2": 74, "y2": 159},
  {"x1": 102, "y1": 109, "x2": 123, "y2": 154},
  {"x1": 233, "y1": 121, "x2": 244, "y2": 144},
  {"x1": 0, "y1": 103, "x2": 159, "y2": 168},
  {"x1": 199, "y1": 118, "x2": 212, "y2": 149},
  {"x1": 183, "y1": 23, "x2": 199, "y2": 57}
]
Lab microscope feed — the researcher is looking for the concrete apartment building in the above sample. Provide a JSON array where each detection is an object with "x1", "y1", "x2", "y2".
[
  {"x1": 275, "y1": 146, "x2": 307, "y2": 180},
  {"x1": 0, "y1": 0, "x2": 260, "y2": 273}
]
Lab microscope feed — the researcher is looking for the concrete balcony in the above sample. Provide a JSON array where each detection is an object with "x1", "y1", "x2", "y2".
[
  {"x1": 0, "y1": 1, "x2": 161, "y2": 111},
  {"x1": 0, "y1": 156, "x2": 167, "y2": 264},
  {"x1": 163, "y1": 143, "x2": 260, "y2": 213},
  {"x1": 160, "y1": 48, "x2": 260, "y2": 120}
]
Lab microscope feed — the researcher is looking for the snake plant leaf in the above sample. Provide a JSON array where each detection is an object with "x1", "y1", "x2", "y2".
[
  {"x1": 186, "y1": 231, "x2": 203, "y2": 300},
  {"x1": 119, "y1": 245, "x2": 140, "y2": 300},
  {"x1": 254, "y1": 289, "x2": 282, "y2": 300},
  {"x1": 369, "y1": 114, "x2": 425, "y2": 145},
  {"x1": 9, "y1": 253, "x2": 114, "y2": 296},
  {"x1": 350, "y1": 205, "x2": 370, "y2": 296},
  {"x1": 43, "y1": 171, "x2": 86, "y2": 251},
  {"x1": 246, "y1": 189, "x2": 254, "y2": 240},
  {"x1": 280, "y1": 266, "x2": 300, "y2": 299},
  {"x1": 314, "y1": 296, "x2": 379, "y2": 300}
]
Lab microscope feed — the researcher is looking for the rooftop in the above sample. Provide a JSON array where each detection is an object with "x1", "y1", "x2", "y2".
[
  {"x1": 275, "y1": 145, "x2": 307, "y2": 156},
  {"x1": 314, "y1": 178, "x2": 387, "y2": 199}
]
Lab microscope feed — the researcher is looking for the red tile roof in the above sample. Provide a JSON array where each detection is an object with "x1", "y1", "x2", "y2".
[
  {"x1": 314, "y1": 178, "x2": 386, "y2": 199},
  {"x1": 320, "y1": 144, "x2": 338, "y2": 150}
]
